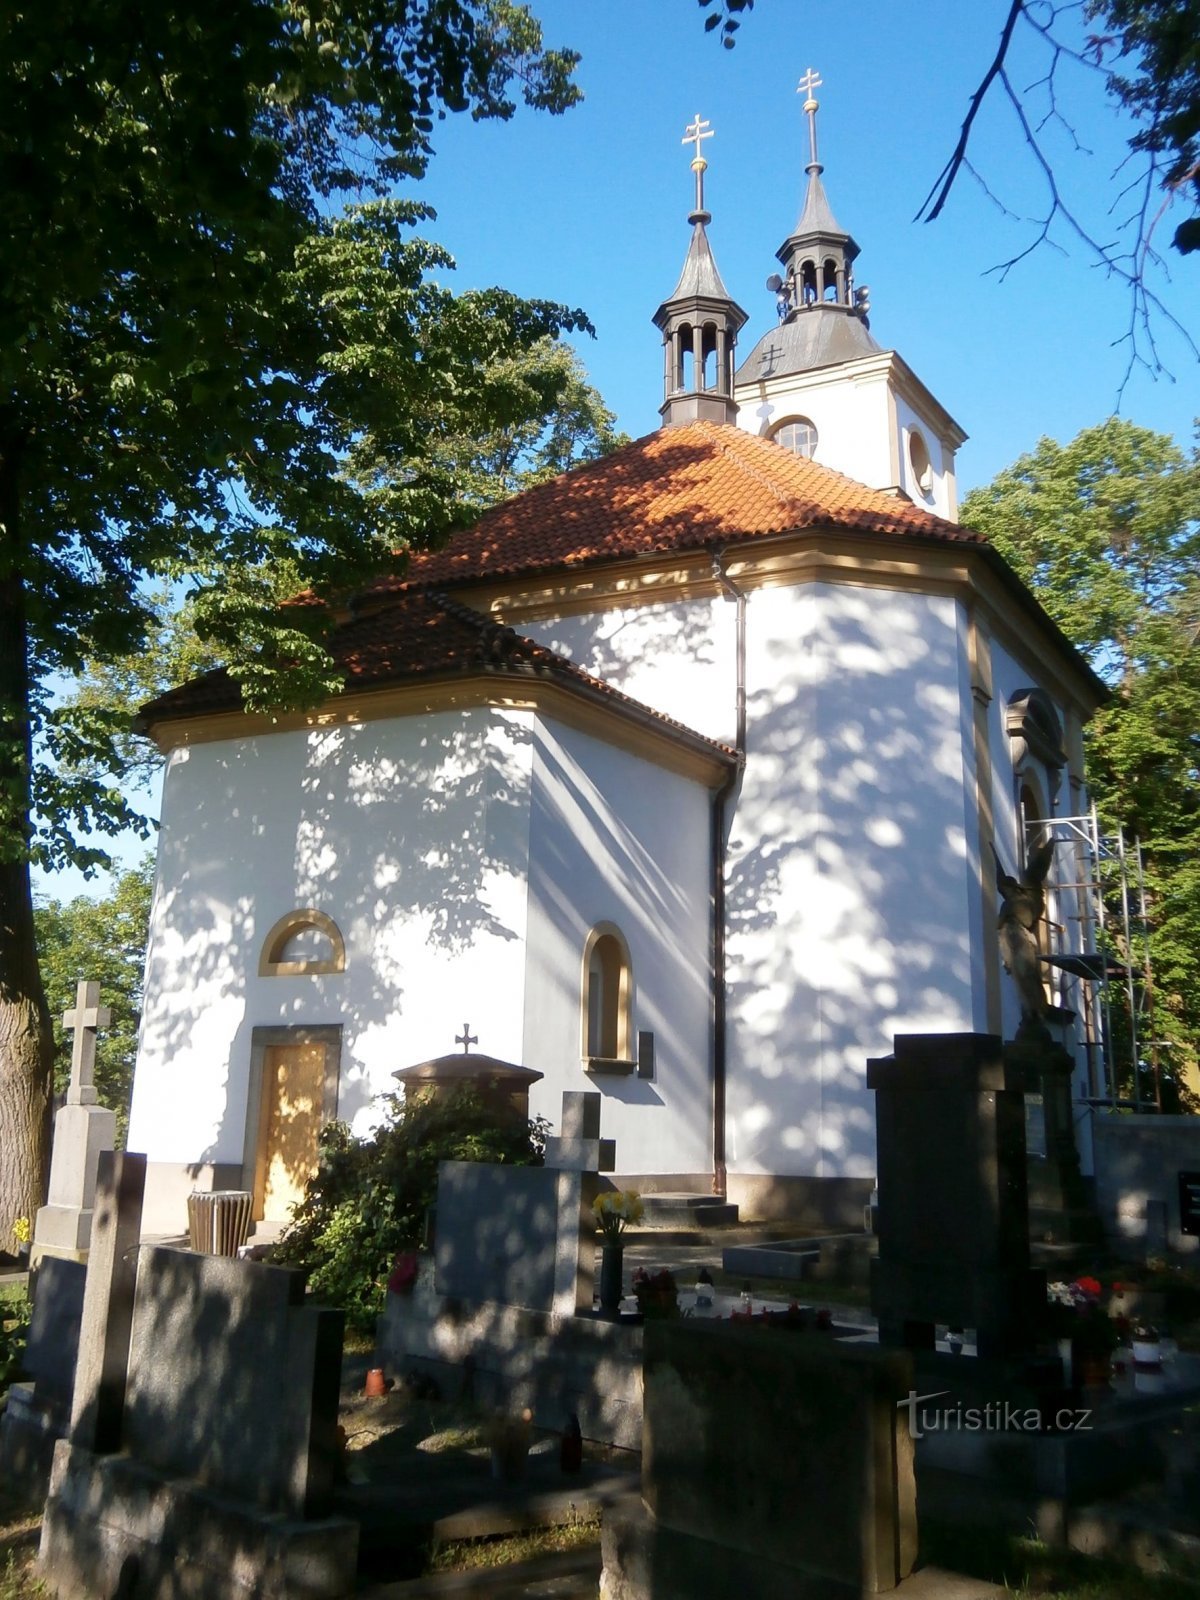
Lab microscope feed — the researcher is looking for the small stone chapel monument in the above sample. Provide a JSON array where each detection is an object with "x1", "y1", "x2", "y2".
[{"x1": 33, "y1": 980, "x2": 115, "y2": 1266}]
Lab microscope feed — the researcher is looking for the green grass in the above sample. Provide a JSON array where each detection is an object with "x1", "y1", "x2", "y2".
[
  {"x1": 427, "y1": 1513, "x2": 601, "y2": 1574},
  {"x1": 0, "y1": 1484, "x2": 43, "y2": 1600},
  {"x1": 923, "y1": 1518, "x2": 1200, "y2": 1598}
]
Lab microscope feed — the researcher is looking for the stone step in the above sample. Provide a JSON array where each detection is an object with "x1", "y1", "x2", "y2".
[{"x1": 636, "y1": 1193, "x2": 739, "y2": 1227}]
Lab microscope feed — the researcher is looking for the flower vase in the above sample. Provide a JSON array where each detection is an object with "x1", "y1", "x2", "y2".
[{"x1": 599, "y1": 1244, "x2": 624, "y2": 1314}]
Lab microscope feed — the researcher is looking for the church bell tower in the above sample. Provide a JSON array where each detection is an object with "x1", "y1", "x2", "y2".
[
  {"x1": 653, "y1": 115, "x2": 748, "y2": 427},
  {"x1": 733, "y1": 72, "x2": 966, "y2": 519}
]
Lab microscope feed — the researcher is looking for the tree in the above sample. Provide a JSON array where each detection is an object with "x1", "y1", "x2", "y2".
[
  {"x1": 50, "y1": 342, "x2": 624, "y2": 798},
  {"x1": 33, "y1": 860, "x2": 155, "y2": 1151},
  {"x1": 962, "y1": 418, "x2": 1200, "y2": 1106},
  {"x1": 1, "y1": 0, "x2": 588, "y2": 1237}
]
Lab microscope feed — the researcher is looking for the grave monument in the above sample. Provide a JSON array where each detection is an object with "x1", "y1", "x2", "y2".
[
  {"x1": 39, "y1": 1152, "x2": 357, "y2": 1600},
  {"x1": 868, "y1": 1032, "x2": 1046, "y2": 1359},
  {"x1": 32, "y1": 980, "x2": 116, "y2": 1265},
  {"x1": 378, "y1": 1088, "x2": 643, "y2": 1447}
]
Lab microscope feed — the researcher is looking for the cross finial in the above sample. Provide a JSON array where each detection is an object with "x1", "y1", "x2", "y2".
[
  {"x1": 681, "y1": 112, "x2": 714, "y2": 216},
  {"x1": 63, "y1": 979, "x2": 111, "y2": 1106},
  {"x1": 796, "y1": 66, "x2": 823, "y2": 171},
  {"x1": 455, "y1": 1022, "x2": 478, "y2": 1055}
]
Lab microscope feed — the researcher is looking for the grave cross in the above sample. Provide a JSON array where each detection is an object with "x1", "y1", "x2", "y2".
[
  {"x1": 455, "y1": 1022, "x2": 477, "y2": 1055},
  {"x1": 63, "y1": 979, "x2": 110, "y2": 1106}
]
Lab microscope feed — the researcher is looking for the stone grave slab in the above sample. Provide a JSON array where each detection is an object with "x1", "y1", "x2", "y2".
[
  {"x1": 123, "y1": 1247, "x2": 343, "y2": 1518},
  {"x1": 435, "y1": 1162, "x2": 598, "y2": 1316},
  {"x1": 602, "y1": 1318, "x2": 916, "y2": 1597}
]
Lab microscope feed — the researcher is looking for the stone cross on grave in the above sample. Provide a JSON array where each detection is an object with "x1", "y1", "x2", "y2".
[
  {"x1": 455, "y1": 1022, "x2": 477, "y2": 1055},
  {"x1": 63, "y1": 981, "x2": 111, "y2": 1107},
  {"x1": 33, "y1": 981, "x2": 116, "y2": 1264}
]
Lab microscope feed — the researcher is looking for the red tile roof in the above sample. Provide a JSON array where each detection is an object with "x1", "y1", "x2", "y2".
[
  {"x1": 365, "y1": 420, "x2": 982, "y2": 597},
  {"x1": 136, "y1": 589, "x2": 737, "y2": 761}
]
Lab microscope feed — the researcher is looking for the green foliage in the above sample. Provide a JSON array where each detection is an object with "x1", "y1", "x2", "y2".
[
  {"x1": 1, "y1": 1, "x2": 586, "y2": 875},
  {"x1": 33, "y1": 860, "x2": 154, "y2": 1145},
  {"x1": 0, "y1": 0, "x2": 585, "y2": 1248},
  {"x1": 963, "y1": 418, "x2": 1200, "y2": 1103},
  {"x1": 0, "y1": 1292, "x2": 31, "y2": 1395},
  {"x1": 1091, "y1": 0, "x2": 1200, "y2": 254},
  {"x1": 50, "y1": 341, "x2": 624, "y2": 803},
  {"x1": 275, "y1": 1089, "x2": 548, "y2": 1331}
]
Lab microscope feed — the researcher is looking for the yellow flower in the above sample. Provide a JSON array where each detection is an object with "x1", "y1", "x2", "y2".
[{"x1": 11, "y1": 1217, "x2": 31, "y2": 1247}]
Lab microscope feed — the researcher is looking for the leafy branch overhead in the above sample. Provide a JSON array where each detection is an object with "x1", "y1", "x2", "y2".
[{"x1": 700, "y1": 0, "x2": 1198, "y2": 385}]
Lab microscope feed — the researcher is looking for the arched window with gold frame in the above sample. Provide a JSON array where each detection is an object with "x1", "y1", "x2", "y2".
[
  {"x1": 258, "y1": 909, "x2": 346, "y2": 977},
  {"x1": 582, "y1": 923, "x2": 634, "y2": 1070}
]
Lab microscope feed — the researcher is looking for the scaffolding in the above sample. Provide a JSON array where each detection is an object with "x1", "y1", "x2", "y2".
[{"x1": 1030, "y1": 808, "x2": 1163, "y2": 1112}]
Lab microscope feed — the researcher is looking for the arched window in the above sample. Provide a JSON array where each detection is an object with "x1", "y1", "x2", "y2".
[
  {"x1": 771, "y1": 417, "x2": 819, "y2": 460},
  {"x1": 582, "y1": 923, "x2": 633, "y2": 1066},
  {"x1": 259, "y1": 909, "x2": 346, "y2": 977}
]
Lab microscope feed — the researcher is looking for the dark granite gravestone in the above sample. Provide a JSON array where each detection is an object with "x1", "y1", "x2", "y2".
[
  {"x1": 0, "y1": 1257, "x2": 86, "y2": 1496},
  {"x1": 601, "y1": 1320, "x2": 916, "y2": 1598},
  {"x1": 1007, "y1": 1018, "x2": 1102, "y2": 1245},
  {"x1": 868, "y1": 1032, "x2": 1046, "y2": 1359},
  {"x1": 1180, "y1": 1172, "x2": 1200, "y2": 1238}
]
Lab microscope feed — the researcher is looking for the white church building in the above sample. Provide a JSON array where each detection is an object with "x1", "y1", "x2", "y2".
[{"x1": 127, "y1": 89, "x2": 1105, "y2": 1235}]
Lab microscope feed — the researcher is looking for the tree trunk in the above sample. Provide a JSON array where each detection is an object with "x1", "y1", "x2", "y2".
[{"x1": 0, "y1": 436, "x2": 53, "y2": 1249}]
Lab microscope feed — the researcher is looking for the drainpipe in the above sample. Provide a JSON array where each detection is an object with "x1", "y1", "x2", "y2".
[{"x1": 709, "y1": 551, "x2": 747, "y2": 1196}]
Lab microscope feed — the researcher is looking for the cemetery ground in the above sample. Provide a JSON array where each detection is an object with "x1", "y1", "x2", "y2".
[{"x1": 6, "y1": 1241, "x2": 1200, "y2": 1598}]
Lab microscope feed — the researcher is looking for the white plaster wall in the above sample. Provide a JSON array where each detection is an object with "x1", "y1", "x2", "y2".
[
  {"x1": 527, "y1": 598, "x2": 737, "y2": 748},
  {"x1": 725, "y1": 582, "x2": 979, "y2": 1180},
  {"x1": 735, "y1": 368, "x2": 895, "y2": 488},
  {"x1": 521, "y1": 718, "x2": 714, "y2": 1174},
  {"x1": 129, "y1": 708, "x2": 535, "y2": 1172}
]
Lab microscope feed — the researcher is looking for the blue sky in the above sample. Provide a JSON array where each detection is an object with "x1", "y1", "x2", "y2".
[
  {"x1": 414, "y1": 0, "x2": 1197, "y2": 491},
  {"x1": 35, "y1": 0, "x2": 1198, "y2": 905}
]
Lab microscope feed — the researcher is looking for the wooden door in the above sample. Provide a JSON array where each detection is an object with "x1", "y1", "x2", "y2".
[{"x1": 255, "y1": 1041, "x2": 327, "y2": 1221}]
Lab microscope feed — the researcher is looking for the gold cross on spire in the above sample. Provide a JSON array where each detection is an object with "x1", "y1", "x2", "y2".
[
  {"x1": 682, "y1": 112, "x2": 714, "y2": 214},
  {"x1": 797, "y1": 66, "x2": 823, "y2": 170}
]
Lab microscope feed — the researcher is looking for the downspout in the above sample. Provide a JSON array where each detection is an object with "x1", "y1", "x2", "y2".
[{"x1": 709, "y1": 551, "x2": 747, "y2": 1196}]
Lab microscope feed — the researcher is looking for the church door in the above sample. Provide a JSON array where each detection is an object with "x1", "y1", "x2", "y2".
[{"x1": 246, "y1": 1026, "x2": 341, "y2": 1222}]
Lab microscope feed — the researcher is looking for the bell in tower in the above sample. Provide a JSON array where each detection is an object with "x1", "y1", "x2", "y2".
[{"x1": 653, "y1": 115, "x2": 748, "y2": 427}]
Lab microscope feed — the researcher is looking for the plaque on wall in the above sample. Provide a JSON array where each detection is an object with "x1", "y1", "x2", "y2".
[{"x1": 1180, "y1": 1171, "x2": 1200, "y2": 1238}]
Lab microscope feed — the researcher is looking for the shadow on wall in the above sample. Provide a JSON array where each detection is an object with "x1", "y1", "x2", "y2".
[
  {"x1": 726, "y1": 589, "x2": 977, "y2": 1178},
  {"x1": 523, "y1": 728, "x2": 711, "y2": 1147},
  {"x1": 138, "y1": 712, "x2": 536, "y2": 1184}
]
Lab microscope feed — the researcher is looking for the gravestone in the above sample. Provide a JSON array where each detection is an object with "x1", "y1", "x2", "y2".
[
  {"x1": 382, "y1": 1090, "x2": 645, "y2": 1447},
  {"x1": 69, "y1": 1149, "x2": 145, "y2": 1452},
  {"x1": 0, "y1": 1257, "x2": 86, "y2": 1497},
  {"x1": 32, "y1": 980, "x2": 116, "y2": 1265},
  {"x1": 435, "y1": 1091, "x2": 613, "y2": 1316},
  {"x1": 868, "y1": 1032, "x2": 1045, "y2": 1359},
  {"x1": 1180, "y1": 1172, "x2": 1200, "y2": 1238},
  {"x1": 39, "y1": 1158, "x2": 356, "y2": 1600},
  {"x1": 601, "y1": 1320, "x2": 916, "y2": 1598},
  {"x1": 1007, "y1": 1018, "x2": 1101, "y2": 1245}
]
